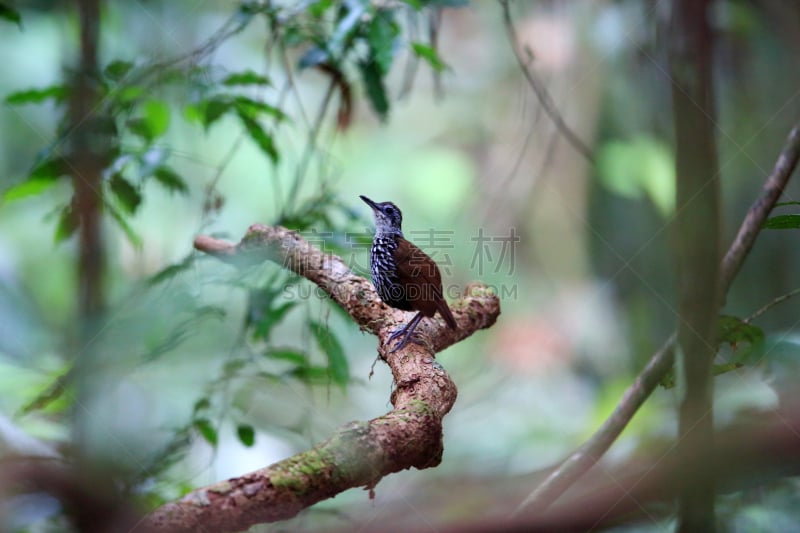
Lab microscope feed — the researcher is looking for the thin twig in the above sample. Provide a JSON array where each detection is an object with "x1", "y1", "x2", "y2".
[
  {"x1": 513, "y1": 334, "x2": 676, "y2": 515},
  {"x1": 399, "y1": 6, "x2": 420, "y2": 99},
  {"x1": 498, "y1": 0, "x2": 594, "y2": 164},
  {"x1": 122, "y1": 13, "x2": 247, "y2": 91},
  {"x1": 513, "y1": 123, "x2": 800, "y2": 515},
  {"x1": 283, "y1": 79, "x2": 337, "y2": 216},
  {"x1": 200, "y1": 132, "x2": 245, "y2": 223},
  {"x1": 721, "y1": 126, "x2": 800, "y2": 293},
  {"x1": 429, "y1": 7, "x2": 444, "y2": 100},
  {"x1": 745, "y1": 287, "x2": 800, "y2": 324}
]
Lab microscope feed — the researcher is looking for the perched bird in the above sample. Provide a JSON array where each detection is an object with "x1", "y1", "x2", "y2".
[{"x1": 360, "y1": 195, "x2": 457, "y2": 352}]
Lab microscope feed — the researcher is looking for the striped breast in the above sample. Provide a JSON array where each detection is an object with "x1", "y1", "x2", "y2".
[{"x1": 370, "y1": 236, "x2": 413, "y2": 311}]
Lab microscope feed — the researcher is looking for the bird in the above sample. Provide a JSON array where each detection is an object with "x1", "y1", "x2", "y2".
[{"x1": 360, "y1": 195, "x2": 457, "y2": 352}]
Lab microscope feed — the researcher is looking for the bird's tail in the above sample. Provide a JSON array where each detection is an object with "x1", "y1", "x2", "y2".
[{"x1": 437, "y1": 300, "x2": 458, "y2": 330}]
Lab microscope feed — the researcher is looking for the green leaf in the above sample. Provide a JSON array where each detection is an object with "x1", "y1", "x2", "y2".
[
  {"x1": 309, "y1": 321, "x2": 349, "y2": 387},
  {"x1": 153, "y1": 166, "x2": 188, "y2": 194},
  {"x1": 5, "y1": 155, "x2": 73, "y2": 204},
  {"x1": 232, "y1": 96, "x2": 286, "y2": 121},
  {"x1": 718, "y1": 315, "x2": 764, "y2": 346},
  {"x1": 145, "y1": 100, "x2": 170, "y2": 138},
  {"x1": 358, "y1": 59, "x2": 389, "y2": 121},
  {"x1": 597, "y1": 137, "x2": 675, "y2": 216},
  {"x1": 202, "y1": 97, "x2": 233, "y2": 130},
  {"x1": 128, "y1": 100, "x2": 170, "y2": 141},
  {"x1": 193, "y1": 398, "x2": 211, "y2": 413},
  {"x1": 126, "y1": 118, "x2": 149, "y2": 140},
  {"x1": 117, "y1": 85, "x2": 145, "y2": 104},
  {"x1": 147, "y1": 255, "x2": 194, "y2": 287},
  {"x1": 236, "y1": 424, "x2": 255, "y2": 447},
  {"x1": 717, "y1": 315, "x2": 765, "y2": 364},
  {"x1": 0, "y1": 3, "x2": 22, "y2": 27},
  {"x1": 256, "y1": 370, "x2": 283, "y2": 384},
  {"x1": 183, "y1": 103, "x2": 203, "y2": 125},
  {"x1": 104, "y1": 60, "x2": 134, "y2": 82},
  {"x1": 17, "y1": 366, "x2": 72, "y2": 416},
  {"x1": 223, "y1": 70, "x2": 271, "y2": 87},
  {"x1": 143, "y1": 327, "x2": 191, "y2": 362},
  {"x1": 266, "y1": 349, "x2": 308, "y2": 365},
  {"x1": 237, "y1": 112, "x2": 279, "y2": 164},
  {"x1": 289, "y1": 365, "x2": 334, "y2": 384},
  {"x1": 237, "y1": 0, "x2": 265, "y2": 18},
  {"x1": 222, "y1": 358, "x2": 248, "y2": 378},
  {"x1": 251, "y1": 300, "x2": 296, "y2": 341},
  {"x1": 308, "y1": 0, "x2": 334, "y2": 18},
  {"x1": 712, "y1": 362, "x2": 744, "y2": 378},
  {"x1": 247, "y1": 284, "x2": 298, "y2": 341},
  {"x1": 411, "y1": 42, "x2": 447, "y2": 72},
  {"x1": 106, "y1": 202, "x2": 143, "y2": 247},
  {"x1": 31, "y1": 156, "x2": 70, "y2": 180},
  {"x1": 3, "y1": 177, "x2": 59, "y2": 202},
  {"x1": 54, "y1": 204, "x2": 77, "y2": 243},
  {"x1": 109, "y1": 173, "x2": 142, "y2": 214},
  {"x1": 368, "y1": 11, "x2": 400, "y2": 75},
  {"x1": 193, "y1": 418, "x2": 218, "y2": 446},
  {"x1": 5, "y1": 85, "x2": 67, "y2": 105},
  {"x1": 764, "y1": 214, "x2": 800, "y2": 230}
]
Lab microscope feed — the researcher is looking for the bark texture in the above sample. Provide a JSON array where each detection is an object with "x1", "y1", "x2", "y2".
[
  {"x1": 670, "y1": 1, "x2": 721, "y2": 530},
  {"x1": 140, "y1": 225, "x2": 501, "y2": 532}
]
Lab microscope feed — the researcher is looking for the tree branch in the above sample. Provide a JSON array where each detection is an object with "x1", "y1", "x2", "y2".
[
  {"x1": 452, "y1": 404, "x2": 800, "y2": 533},
  {"x1": 498, "y1": 0, "x2": 594, "y2": 164},
  {"x1": 513, "y1": 123, "x2": 800, "y2": 515},
  {"x1": 70, "y1": 0, "x2": 104, "y2": 322},
  {"x1": 721, "y1": 126, "x2": 800, "y2": 293},
  {"x1": 141, "y1": 225, "x2": 500, "y2": 532},
  {"x1": 0, "y1": 459, "x2": 141, "y2": 533},
  {"x1": 670, "y1": 1, "x2": 721, "y2": 528}
]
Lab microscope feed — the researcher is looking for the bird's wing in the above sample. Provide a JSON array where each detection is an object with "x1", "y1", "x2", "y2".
[{"x1": 393, "y1": 239, "x2": 444, "y2": 317}]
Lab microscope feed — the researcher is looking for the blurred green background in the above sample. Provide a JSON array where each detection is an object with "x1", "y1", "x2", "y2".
[{"x1": 1, "y1": 1, "x2": 800, "y2": 531}]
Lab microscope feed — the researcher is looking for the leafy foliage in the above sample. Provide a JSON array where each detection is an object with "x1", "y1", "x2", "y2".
[
  {"x1": 2, "y1": 0, "x2": 460, "y2": 511},
  {"x1": 193, "y1": 418, "x2": 218, "y2": 446},
  {"x1": 237, "y1": 424, "x2": 256, "y2": 447},
  {"x1": 411, "y1": 42, "x2": 448, "y2": 72},
  {"x1": 660, "y1": 315, "x2": 765, "y2": 389},
  {"x1": 0, "y1": 2, "x2": 21, "y2": 27},
  {"x1": 5, "y1": 85, "x2": 67, "y2": 104},
  {"x1": 718, "y1": 315, "x2": 765, "y2": 352},
  {"x1": 309, "y1": 320, "x2": 350, "y2": 387},
  {"x1": 763, "y1": 214, "x2": 800, "y2": 229}
]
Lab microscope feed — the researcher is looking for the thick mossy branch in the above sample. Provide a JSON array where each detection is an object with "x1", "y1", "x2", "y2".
[
  {"x1": 147, "y1": 404, "x2": 443, "y2": 532},
  {"x1": 142, "y1": 225, "x2": 500, "y2": 532}
]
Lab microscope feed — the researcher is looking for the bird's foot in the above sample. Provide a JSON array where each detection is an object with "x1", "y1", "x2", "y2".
[{"x1": 387, "y1": 328, "x2": 424, "y2": 353}]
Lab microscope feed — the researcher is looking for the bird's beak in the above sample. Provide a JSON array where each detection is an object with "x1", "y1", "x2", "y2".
[{"x1": 359, "y1": 195, "x2": 379, "y2": 211}]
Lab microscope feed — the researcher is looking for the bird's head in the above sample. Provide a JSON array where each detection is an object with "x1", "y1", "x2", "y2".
[{"x1": 360, "y1": 195, "x2": 403, "y2": 236}]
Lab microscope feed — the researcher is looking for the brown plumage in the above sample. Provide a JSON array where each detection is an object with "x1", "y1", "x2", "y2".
[{"x1": 360, "y1": 195, "x2": 457, "y2": 352}]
